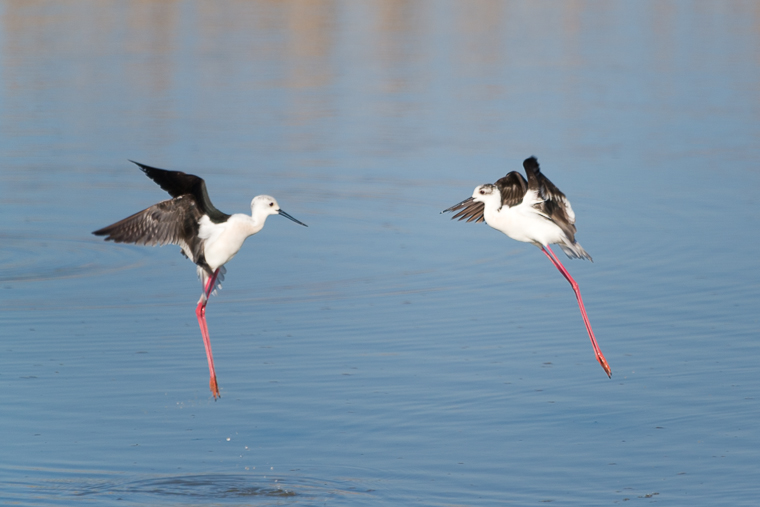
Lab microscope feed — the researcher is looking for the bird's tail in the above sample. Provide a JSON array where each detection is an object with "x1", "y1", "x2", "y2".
[{"x1": 558, "y1": 240, "x2": 593, "y2": 262}]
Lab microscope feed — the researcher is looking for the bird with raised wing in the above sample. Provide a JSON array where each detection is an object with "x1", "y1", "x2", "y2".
[
  {"x1": 93, "y1": 161, "x2": 307, "y2": 398},
  {"x1": 443, "y1": 156, "x2": 610, "y2": 377}
]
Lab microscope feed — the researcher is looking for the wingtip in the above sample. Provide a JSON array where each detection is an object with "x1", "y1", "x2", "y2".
[
  {"x1": 128, "y1": 159, "x2": 148, "y2": 172},
  {"x1": 442, "y1": 196, "x2": 473, "y2": 215},
  {"x1": 523, "y1": 156, "x2": 539, "y2": 171}
]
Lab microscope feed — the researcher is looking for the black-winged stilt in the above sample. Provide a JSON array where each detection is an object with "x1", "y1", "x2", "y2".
[
  {"x1": 93, "y1": 161, "x2": 307, "y2": 399},
  {"x1": 443, "y1": 156, "x2": 611, "y2": 377}
]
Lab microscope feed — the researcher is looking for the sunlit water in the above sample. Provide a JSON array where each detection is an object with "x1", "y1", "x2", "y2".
[{"x1": 1, "y1": 1, "x2": 759, "y2": 505}]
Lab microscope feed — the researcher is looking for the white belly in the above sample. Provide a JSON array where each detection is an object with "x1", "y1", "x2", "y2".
[
  {"x1": 485, "y1": 204, "x2": 565, "y2": 246},
  {"x1": 203, "y1": 231, "x2": 245, "y2": 269}
]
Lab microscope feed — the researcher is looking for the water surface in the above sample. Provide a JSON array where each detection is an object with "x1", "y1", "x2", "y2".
[{"x1": 1, "y1": 1, "x2": 759, "y2": 505}]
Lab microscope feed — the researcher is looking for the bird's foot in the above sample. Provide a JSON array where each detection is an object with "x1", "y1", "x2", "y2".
[
  {"x1": 597, "y1": 354, "x2": 612, "y2": 378},
  {"x1": 210, "y1": 376, "x2": 220, "y2": 400}
]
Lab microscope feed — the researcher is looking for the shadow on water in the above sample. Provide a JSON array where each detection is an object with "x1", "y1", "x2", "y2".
[
  {"x1": 81, "y1": 474, "x2": 297, "y2": 500},
  {"x1": 6, "y1": 470, "x2": 373, "y2": 506}
]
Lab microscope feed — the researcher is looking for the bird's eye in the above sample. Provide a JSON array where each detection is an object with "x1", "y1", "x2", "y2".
[
  {"x1": 269, "y1": 202, "x2": 274, "y2": 207},
  {"x1": 479, "y1": 189, "x2": 485, "y2": 195}
]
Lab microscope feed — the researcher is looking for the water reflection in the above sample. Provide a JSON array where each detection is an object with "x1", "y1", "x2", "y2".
[{"x1": 3, "y1": 1, "x2": 759, "y2": 163}]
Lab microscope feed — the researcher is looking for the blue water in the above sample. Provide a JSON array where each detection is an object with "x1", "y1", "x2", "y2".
[{"x1": 1, "y1": 1, "x2": 759, "y2": 505}]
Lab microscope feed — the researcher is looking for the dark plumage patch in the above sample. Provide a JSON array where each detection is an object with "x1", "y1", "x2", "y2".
[
  {"x1": 129, "y1": 160, "x2": 231, "y2": 224},
  {"x1": 92, "y1": 195, "x2": 208, "y2": 266},
  {"x1": 494, "y1": 171, "x2": 528, "y2": 208},
  {"x1": 522, "y1": 156, "x2": 577, "y2": 242}
]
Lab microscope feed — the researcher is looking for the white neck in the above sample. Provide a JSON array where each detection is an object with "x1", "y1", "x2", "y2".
[
  {"x1": 242, "y1": 212, "x2": 267, "y2": 237},
  {"x1": 479, "y1": 193, "x2": 502, "y2": 214}
]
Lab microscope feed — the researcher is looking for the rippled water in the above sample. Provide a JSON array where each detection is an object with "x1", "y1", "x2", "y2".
[{"x1": 1, "y1": 1, "x2": 759, "y2": 505}]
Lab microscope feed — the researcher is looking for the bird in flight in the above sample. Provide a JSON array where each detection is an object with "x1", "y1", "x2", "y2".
[
  {"x1": 443, "y1": 156, "x2": 611, "y2": 377},
  {"x1": 93, "y1": 161, "x2": 307, "y2": 398}
]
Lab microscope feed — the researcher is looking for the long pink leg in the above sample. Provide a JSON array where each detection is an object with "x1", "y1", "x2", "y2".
[
  {"x1": 541, "y1": 245, "x2": 611, "y2": 378},
  {"x1": 195, "y1": 268, "x2": 221, "y2": 399}
]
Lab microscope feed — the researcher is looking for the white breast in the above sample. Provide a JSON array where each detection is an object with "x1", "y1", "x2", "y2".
[{"x1": 199, "y1": 214, "x2": 262, "y2": 270}]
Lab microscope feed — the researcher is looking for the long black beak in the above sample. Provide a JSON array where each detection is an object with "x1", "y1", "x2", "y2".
[
  {"x1": 441, "y1": 196, "x2": 474, "y2": 214},
  {"x1": 278, "y1": 209, "x2": 308, "y2": 227}
]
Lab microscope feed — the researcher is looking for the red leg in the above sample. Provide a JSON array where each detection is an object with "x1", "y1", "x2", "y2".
[
  {"x1": 541, "y1": 245, "x2": 611, "y2": 378},
  {"x1": 196, "y1": 269, "x2": 221, "y2": 399}
]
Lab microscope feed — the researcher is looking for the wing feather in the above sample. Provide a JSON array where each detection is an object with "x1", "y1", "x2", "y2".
[
  {"x1": 494, "y1": 171, "x2": 528, "y2": 208},
  {"x1": 442, "y1": 197, "x2": 485, "y2": 223},
  {"x1": 522, "y1": 156, "x2": 577, "y2": 241},
  {"x1": 129, "y1": 160, "x2": 231, "y2": 224},
  {"x1": 92, "y1": 195, "x2": 205, "y2": 262}
]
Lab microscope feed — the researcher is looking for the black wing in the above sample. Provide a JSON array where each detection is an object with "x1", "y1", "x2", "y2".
[
  {"x1": 129, "y1": 160, "x2": 230, "y2": 224},
  {"x1": 92, "y1": 195, "x2": 206, "y2": 264},
  {"x1": 494, "y1": 171, "x2": 528, "y2": 208},
  {"x1": 442, "y1": 197, "x2": 485, "y2": 223},
  {"x1": 522, "y1": 156, "x2": 577, "y2": 241}
]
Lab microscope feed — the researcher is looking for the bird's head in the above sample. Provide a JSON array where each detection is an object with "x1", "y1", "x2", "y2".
[
  {"x1": 251, "y1": 195, "x2": 307, "y2": 227},
  {"x1": 251, "y1": 195, "x2": 281, "y2": 217},
  {"x1": 472, "y1": 184, "x2": 499, "y2": 205}
]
